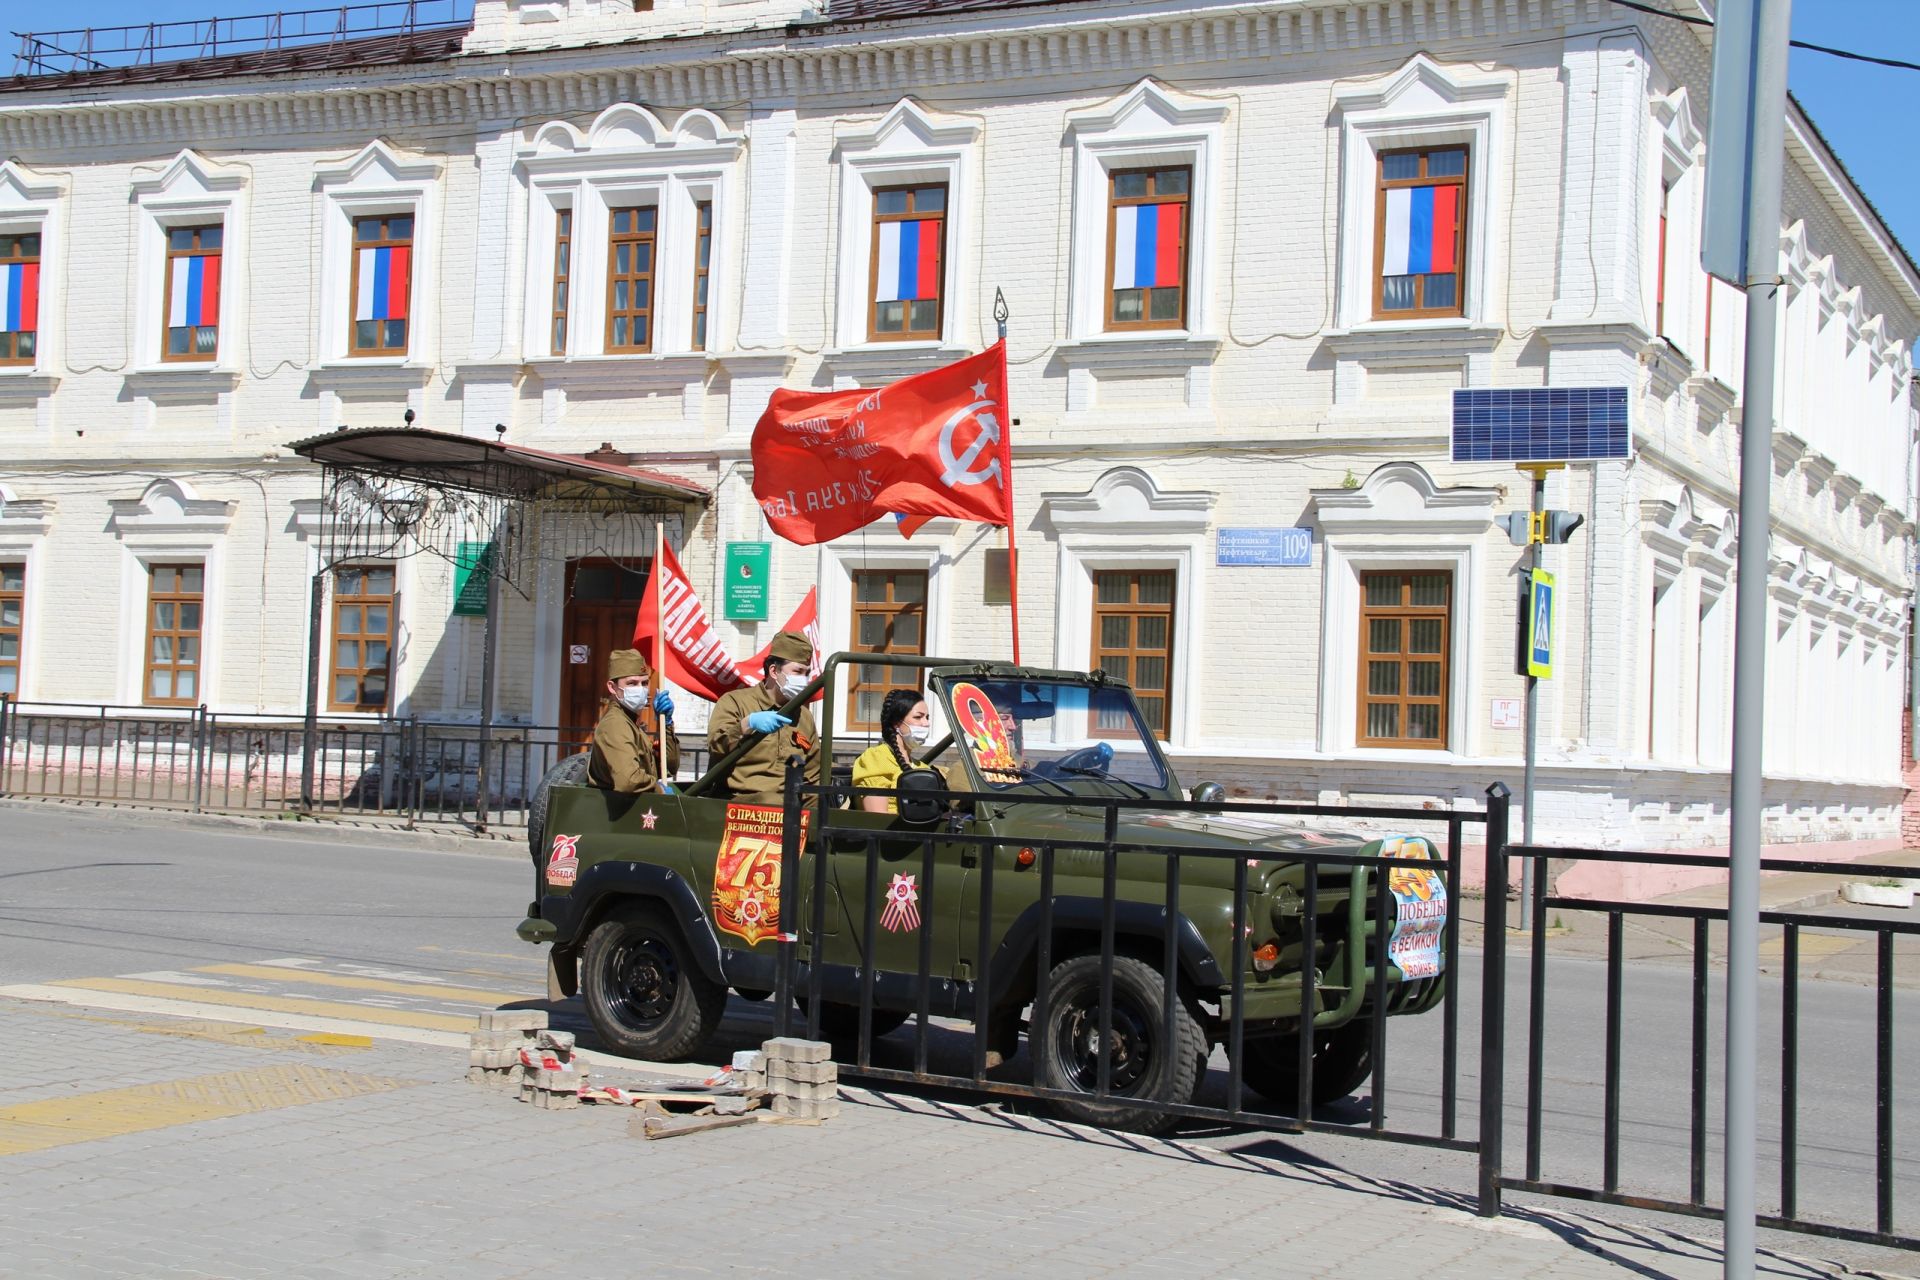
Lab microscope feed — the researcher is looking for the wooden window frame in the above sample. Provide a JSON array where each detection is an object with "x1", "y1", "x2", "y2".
[
  {"x1": 143, "y1": 563, "x2": 205, "y2": 709},
  {"x1": 604, "y1": 204, "x2": 658, "y2": 355},
  {"x1": 1090, "y1": 570, "x2": 1176, "y2": 741},
  {"x1": 1355, "y1": 571, "x2": 1451, "y2": 750},
  {"x1": 0, "y1": 560, "x2": 23, "y2": 698},
  {"x1": 866, "y1": 183, "x2": 947, "y2": 344},
  {"x1": 161, "y1": 223, "x2": 222, "y2": 364},
  {"x1": 1655, "y1": 181, "x2": 1670, "y2": 338},
  {"x1": 847, "y1": 569, "x2": 928, "y2": 731},
  {"x1": 328, "y1": 564, "x2": 396, "y2": 714},
  {"x1": 1371, "y1": 146, "x2": 1468, "y2": 321},
  {"x1": 1104, "y1": 166, "x2": 1191, "y2": 334},
  {"x1": 347, "y1": 214, "x2": 413, "y2": 357},
  {"x1": 692, "y1": 199, "x2": 712, "y2": 351},
  {"x1": 0, "y1": 231, "x2": 41, "y2": 367},
  {"x1": 550, "y1": 207, "x2": 572, "y2": 357}
]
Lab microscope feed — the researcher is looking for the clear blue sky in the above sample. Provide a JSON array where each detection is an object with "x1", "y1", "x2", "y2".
[{"x1": 22, "y1": 1, "x2": 1920, "y2": 262}]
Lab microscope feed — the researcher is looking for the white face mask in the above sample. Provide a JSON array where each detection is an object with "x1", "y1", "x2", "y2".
[
  {"x1": 618, "y1": 685, "x2": 648, "y2": 712},
  {"x1": 777, "y1": 672, "x2": 809, "y2": 698},
  {"x1": 907, "y1": 724, "x2": 931, "y2": 745}
]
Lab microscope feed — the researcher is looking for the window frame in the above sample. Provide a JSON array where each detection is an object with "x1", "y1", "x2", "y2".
[
  {"x1": 603, "y1": 204, "x2": 659, "y2": 355},
  {"x1": 1103, "y1": 166, "x2": 1191, "y2": 334},
  {"x1": 0, "y1": 559, "x2": 23, "y2": 697},
  {"x1": 550, "y1": 206, "x2": 573, "y2": 357},
  {"x1": 691, "y1": 199, "x2": 712, "y2": 351},
  {"x1": 0, "y1": 231, "x2": 41, "y2": 368},
  {"x1": 160, "y1": 223, "x2": 223, "y2": 364},
  {"x1": 347, "y1": 213, "x2": 415, "y2": 358},
  {"x1": 1354, "y1": 570, "x2": 1452, "y2": 750},
  {"x1": 1370, "y1": 146, "x2": 1468, "y2": 321},
  {"x1": 847, "y1": 568, "x2": 929, "y2": 731},
  {"x1": 866, "y1": 182, "x2": 948, "y2": 344},
  {"x1": 1089, "y1": 569, "x2": 1177, "y2": 741},
  {"x1": 328, "y1": 563, "x2": 397, "y2": 714},
  {"x1": 143, "y1": 562, "x2": 206, "y2": 709}
]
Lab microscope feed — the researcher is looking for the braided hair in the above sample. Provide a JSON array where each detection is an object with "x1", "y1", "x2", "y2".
[{"x1": 879, "y1": 688, "x2": 926, "y2": 774}]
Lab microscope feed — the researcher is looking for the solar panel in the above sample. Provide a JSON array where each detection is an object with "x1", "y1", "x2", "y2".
[{"x1": 1450, "y1": 386, "x2": 1632, "y2": 463}]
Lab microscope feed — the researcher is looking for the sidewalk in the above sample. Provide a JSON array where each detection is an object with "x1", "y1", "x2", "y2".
[{"x1": 0, "y1": 997, "x2": 1897, "y2": 1280}]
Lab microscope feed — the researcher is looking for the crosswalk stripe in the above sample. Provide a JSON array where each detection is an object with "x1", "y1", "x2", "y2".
[
  {"x1": 44, "y1": 978, "x2": 477, "y2": 1033},
  {"x1": 192, "y1": 963, "x2": 525, "y2": 1006}
]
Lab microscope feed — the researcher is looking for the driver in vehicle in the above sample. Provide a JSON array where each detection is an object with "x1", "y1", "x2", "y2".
[
  {"x1": 708, "y1": 629, "x2": 821, "y2": 803},
  {"x1": 587, "y1": 648, "x2": 680, "y2": 794}
]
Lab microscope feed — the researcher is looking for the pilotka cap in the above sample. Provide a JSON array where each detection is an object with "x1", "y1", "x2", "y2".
[
  {"x1": 606, "y1": 648, "x2": 651, "y2": 681},
  {"x1": 767, "y1": 630, "x2": 813, "y2": 665}
]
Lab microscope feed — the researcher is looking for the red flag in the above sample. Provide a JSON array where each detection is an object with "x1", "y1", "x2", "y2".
[
  {"x1": 631, "y1": 541, "x2": 750, "y2": 703},
  {"x1": 734, "y1": 588, "x2": 825, "y2": 701},
  {"x1": 752, "y1": 342, "x2": 1011, "y2": 545}
]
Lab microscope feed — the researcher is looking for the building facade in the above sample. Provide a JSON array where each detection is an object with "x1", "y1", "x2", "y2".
[{"x1": 0, "y1": 0, "x2": 1914, "y2": 870}]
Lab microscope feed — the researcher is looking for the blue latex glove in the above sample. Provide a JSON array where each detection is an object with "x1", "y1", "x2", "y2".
[
  {"x1": 653, "y1": 690, "x2": 675, "y2": 719},
  {"x1": 659, "y1": 780, "x2": 676, "y2": 795},
  {"x1": 746, "y1": 710, "x2": 792, "y2": 734}
]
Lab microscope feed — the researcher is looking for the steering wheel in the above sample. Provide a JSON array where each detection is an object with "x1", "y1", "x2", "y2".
[{"x1": 1050, "y1": 742, "x2": 1114, "y2": 776}]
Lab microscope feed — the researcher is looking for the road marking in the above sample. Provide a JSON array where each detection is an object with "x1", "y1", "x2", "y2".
[
  {"x1": 193, "y1": 963, "x2": 525, "y2": 1006},
  {"x1": 1759, "y1": 932, "x2": 1857, "y2": 961},
  {"x1": 0, "y1": 1065, "x2": 417, "y2": 1157},
  {"x1": 37, "y1": 978, "x2": 478, "y2": 1033},
  {"x1": 0, "y1": 983, "x2": 469, "y2": 1048}
]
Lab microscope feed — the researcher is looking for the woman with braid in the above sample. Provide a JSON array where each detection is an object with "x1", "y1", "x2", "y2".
[{"x1": 850, "y1": 688, "x2": 932, "y2": 814}]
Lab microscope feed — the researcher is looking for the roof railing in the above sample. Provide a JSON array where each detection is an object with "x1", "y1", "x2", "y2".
[{"x1": 11, "y1": 0, "x2": 472, "y2": 76}]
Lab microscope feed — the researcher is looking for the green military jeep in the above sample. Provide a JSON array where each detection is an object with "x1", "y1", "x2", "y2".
[{"x1": 518, "y1": 655, "x2": 1449, "y2": 1134}]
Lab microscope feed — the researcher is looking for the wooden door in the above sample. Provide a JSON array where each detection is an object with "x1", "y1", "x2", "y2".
[{"x1": 561, "y1": 558, "x2": 652, "y2": 747}]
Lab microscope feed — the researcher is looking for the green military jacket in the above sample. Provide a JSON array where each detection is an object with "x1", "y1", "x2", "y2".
[
  {"x1": 708, "y1": 680, "x2": 820, "y2": 802},
  {"x1": 587, "y1": 701, "x2": 681, "y2": 794}
]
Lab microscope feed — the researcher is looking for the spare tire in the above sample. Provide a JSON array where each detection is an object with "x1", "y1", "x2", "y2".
[{"x1": 529, "y1": 751, "x2": 592, "y2": 869}]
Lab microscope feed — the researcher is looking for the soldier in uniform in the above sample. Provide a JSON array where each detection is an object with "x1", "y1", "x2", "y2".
[
  {"x1": 708, "y1": 629, "x2": 820, "y2": 802},
  {"x1": 587, "y1": 648, "x2": 680, "y2": 794}
]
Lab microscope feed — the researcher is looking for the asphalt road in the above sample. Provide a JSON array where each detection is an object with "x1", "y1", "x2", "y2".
[{"x1": 1, "y1": 802, "x2": 1914, "y2": 1275}]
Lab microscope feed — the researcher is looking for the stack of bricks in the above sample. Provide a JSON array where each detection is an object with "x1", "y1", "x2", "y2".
[
  {"x1": 761, "y1": 1037, "x2": 839, "y2": 1121},
  {"x1": 468, "y1": 1009, "x2": 547, "y2": 1089},
  {"x1": 520, "y1": 1029, "x2": 585, "y2": 1110}
]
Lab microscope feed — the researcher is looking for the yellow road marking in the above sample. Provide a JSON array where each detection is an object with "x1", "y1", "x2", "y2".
[
  {"x1": 194, "y1": 963, "x2": 525, "y2": 1006},
  {"x1": 0, "y1": 1065, "x2": 417, "y2": 1157},
  {"x1": 47, "y1": 978, "x2": 476, "y2": 1033},
  {"x1": 297, "y1": 1033, "x2": 373, "y2": 1048},
  {"x1": 418, "y1": 946, "x2": 534, "y2": 963},
  {"x1": 1759, "y1": 932, "x2": 1858, "y2": 960}
]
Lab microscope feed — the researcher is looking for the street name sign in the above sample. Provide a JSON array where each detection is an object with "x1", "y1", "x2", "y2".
[{"x1": 1216, "y1": 527, "x2": 1312, "y2": 566}]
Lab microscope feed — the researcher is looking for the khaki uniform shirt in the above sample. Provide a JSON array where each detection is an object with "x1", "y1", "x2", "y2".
[
  {"x1": 708, "y1": 681, "x2": 820, "y2": 802},
  {"x1": 588, "y1": 701, "x2": 681, "y2": 794}
]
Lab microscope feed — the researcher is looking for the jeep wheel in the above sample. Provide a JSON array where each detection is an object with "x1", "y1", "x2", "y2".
[
  {"x1": 1031, "y1": 954, "x2": 1206, "y2": 1136},
  {"x1": 580, "y1": 903, "x2": 726, "y2": 1061},
  {"x1": 1236, "y1": 1020, "x2": 1374, "y2": 1111}
]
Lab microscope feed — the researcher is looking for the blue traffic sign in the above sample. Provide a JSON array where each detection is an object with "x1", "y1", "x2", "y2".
[{"x1": 1526, "y1": 568, "x2": 1555, "y2": 679}]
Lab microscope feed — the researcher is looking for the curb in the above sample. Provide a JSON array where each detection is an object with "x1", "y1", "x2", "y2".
[{"x1": 0, "y1": 794, "x2": 528, "y2": 858}]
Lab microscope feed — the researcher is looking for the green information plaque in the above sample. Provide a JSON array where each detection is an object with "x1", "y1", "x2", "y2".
[
  {"x1": 724, "y1": 542, "x2": 771, "y2": 621},
  {"x1": 453, "y1": 541, "x2": 494, "y2": 617}
]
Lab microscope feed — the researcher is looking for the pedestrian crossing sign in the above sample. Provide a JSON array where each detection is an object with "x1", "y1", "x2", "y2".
[{"x1": 1526, "y1": 568, "x2": 1555, "y2": 679}]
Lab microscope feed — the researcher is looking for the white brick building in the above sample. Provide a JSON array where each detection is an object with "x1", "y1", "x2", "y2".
[{"x1": 0, "y1": 0, "x2": 1914, "y2": 876}]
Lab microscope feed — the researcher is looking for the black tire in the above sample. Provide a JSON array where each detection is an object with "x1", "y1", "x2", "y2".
[
  {"x1": 1031, "y1": 954, "x2": 1207, "y2": 1136},
  {"x1": 580, "y1": 902, "x2": 726, "y2": 1061},
  {"x1": 733, "y1": 987, "x2": 773, "y2": 1003},
  {"x1": 1236, "y1": 1020, "x2": 1375, "y2": 1111},
  {"x1": 529, "y1": 752, "x2": 592, "y2": 868},
  {"x1": 800, "y1": 998, "x2": 911, "y2": 1042}
]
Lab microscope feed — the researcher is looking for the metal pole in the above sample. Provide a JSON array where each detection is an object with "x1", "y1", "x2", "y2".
[
  {"x1": 1519, "y1": 470, "x2": 1546, "y2": 931},
  {"x1": 1477, "y1": 781, "x2": 1512, "y2": 1217},
  {"x1": 300, "y1": 570, "x2": 324, "y2": 810},
  {"x1": 475, "y1": 515, "x2": 509, "y2": 835},
  {"x1": 1725, "y1": 1, "x2": 1792, "y2": 1269}
]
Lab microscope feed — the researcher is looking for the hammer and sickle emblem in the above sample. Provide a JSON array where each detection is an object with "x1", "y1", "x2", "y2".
[{"x1": 938, "y1": 399, "x2": 1003, "y2": 488}]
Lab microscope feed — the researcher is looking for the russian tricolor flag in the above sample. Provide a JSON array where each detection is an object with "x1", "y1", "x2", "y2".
[
  {"x1": 1, "y1": 261, "x2": 38, "y2": 333},
  {"x1": 355, "y1": 245, "x2": 411, "y2": 322},
  {"x1": 1381, "y1": 185, "x2": 1459, "y2": 277},
  {"x1": 1113, "y1": 203, "x2": 1183, "y2": 290},
  {"x1": 875, "y1": 219, "x2": 939, "y2": 303},
  {"x1": 168, "y1": 255, "x2": 220, "y2": 329}
]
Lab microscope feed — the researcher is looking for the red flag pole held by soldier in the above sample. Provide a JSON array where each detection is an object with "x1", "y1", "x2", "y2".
[{"x1": 650, "y1": 521, "x2": 668, "y2": 785}]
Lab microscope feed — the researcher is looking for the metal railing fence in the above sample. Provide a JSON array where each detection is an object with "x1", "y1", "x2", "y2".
[{"x1": 12, "y1": 1, "x2": 471, "y2": 75}]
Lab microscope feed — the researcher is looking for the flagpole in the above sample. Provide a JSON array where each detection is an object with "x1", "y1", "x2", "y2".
[
  {"x1": 651, "y1": 521, "x2": 668, "y2": 786},
  {"x1": 995, "y1": 291, "x2": 1021, "y2": 666}
]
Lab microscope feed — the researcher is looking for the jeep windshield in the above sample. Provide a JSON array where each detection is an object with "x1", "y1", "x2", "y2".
[{"x1": 936, "y1": 676, "x2": 1175, "y2": 798}]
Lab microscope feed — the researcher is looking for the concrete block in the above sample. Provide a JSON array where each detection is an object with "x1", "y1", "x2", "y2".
[
  {"x1": 526, "y1": 1067, "x2": 580, "y2": 1092},
  {"x1": 731, "y1": 1050, "x2": 766, "y2": 1073},
  {"x1": 478, "y1": 1009, "x2": 548, "y2": 1032},
  {"x1": 771, "y1": 1094, "x2": 841, "y2": 1121},
  {"x1": 768, "y1": 1058, "x2": 836, "y2": 1085},
  {"x1": 534, "y1": 1029, "x2": 576, "y2": 1052},
  {"x1": 739, "y1": 1069, "x2": 766, "y2": 1093},
  {"x1": 762, "y1": 1036, "x2": 830, "y2": 1064},
  {"x1": 712, "y1": 1095, "x2": 754, "y2": 1116},
  {"x1": 469, "y1": 1028, "x2": 529, "y2": 1050},
  {"x1": 772, "y1": 1078, "x2": 839, "y2": 1103}
]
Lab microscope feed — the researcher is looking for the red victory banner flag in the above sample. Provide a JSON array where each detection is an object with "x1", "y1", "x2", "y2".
[
  {"x1": 632, "y1": 540, "x2": 751, "y2": 703},
  {"x1": 751, "y1": 341, "x2": 1011, "y2": 545},
  {"x1": 733, "y1": 587, "x2": 825, "y2": 699}
]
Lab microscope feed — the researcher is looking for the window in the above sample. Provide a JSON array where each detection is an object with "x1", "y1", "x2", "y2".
[
  {"x1": 145, "y1": 564, "x2": 204, "y2": 707},
  {"x1": 848, "y1": 570, "x2": 926, "y2": 729},
  {"x1": 1655, "y1": 181, "x2": 1670, "y2": 338},
  {"x1": 0, "y1": 232, "x2": 39, "y2": 366},
  {"x1": 550, "y1": 209, "x2": 572, "y2": 356},
  {"x1": 1357, "y1": 571, "x2": 1450, "y2": 747},
  {"x1": 0, "y1": 562, "x2": 22, "y2": 695},
  {"x1": 330, "y1": 564, "x2": 394, "y2": 712},
  {"x1": 606, "y1": 206, "x2": 657, "y2": 353},
  {"x1": 692, "y1": 200, "x2": 713, "y2": 350},
  {"x1": 1091, "y1": 570, "x2": 1175, "y2": 738},
  {"x1": 869, "y1": 184, "x2": 946, "y2": 341},
  {"x1": 1374, "y1": 148, "x2": 1466, "y2": 318},
  {"x1": 1106, "y1": 168, "x2": 1189, "y2": 331},
  {"x1": 350, "y1": 214, "x2": 413, "y2": 355},
  {"x1": 162, "y1": 224, "x2": 222, "y2": 361}
]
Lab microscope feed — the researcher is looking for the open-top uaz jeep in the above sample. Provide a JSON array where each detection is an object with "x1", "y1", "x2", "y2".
[{"x1": 517, "y1": 654, "x2": 1448, "y2": 1134}]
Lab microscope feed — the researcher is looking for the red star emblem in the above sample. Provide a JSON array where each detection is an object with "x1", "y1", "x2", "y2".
[{"x1": 641, "y1": 809, "x2": 658, "y2": 830}]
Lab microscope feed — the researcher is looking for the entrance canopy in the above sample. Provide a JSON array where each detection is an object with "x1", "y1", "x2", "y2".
[{"x1": 290, "y1": 427, "x2": 708, "y2": 507}]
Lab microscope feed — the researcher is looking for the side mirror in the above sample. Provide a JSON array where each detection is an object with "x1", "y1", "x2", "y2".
[
  {"x1": 897, "y1": 768, "x2": 946, "y2": 827},
  {"x1": 1191, "y1": 781, "x2": 1227, "y2": 810}
]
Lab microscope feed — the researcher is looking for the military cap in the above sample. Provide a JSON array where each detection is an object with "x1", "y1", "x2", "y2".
[
  {"x1": 606, "y1": 648, "x2": 652, "y2": 680},
  {"x1": 767, "y1": 630, "x2": 814, "y2": 666}
]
